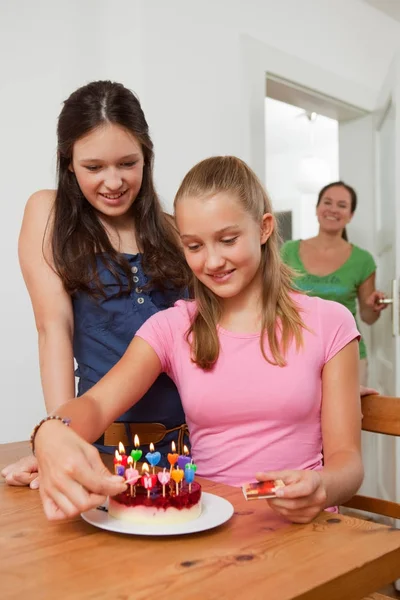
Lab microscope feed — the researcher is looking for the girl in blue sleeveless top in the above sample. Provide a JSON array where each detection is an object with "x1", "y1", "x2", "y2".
[{"x1": 2, "y1": 81, "x2": 190, "y2": 487}]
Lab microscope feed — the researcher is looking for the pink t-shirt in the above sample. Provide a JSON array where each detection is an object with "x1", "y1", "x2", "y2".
[{"x1": 136, "y1": 293, "x2": 359, "y2": 487}]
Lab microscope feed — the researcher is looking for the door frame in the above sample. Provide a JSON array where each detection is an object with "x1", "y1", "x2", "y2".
[
  {"x1": 240, "y1": 34, "x2": 381, "y2": 379},
  {"x1": 240, "y1": 34, "x2": 377, "y2": 187}
]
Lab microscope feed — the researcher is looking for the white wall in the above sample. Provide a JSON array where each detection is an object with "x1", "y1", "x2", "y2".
[
  {"x1": 0, "y1": 0, "x2": 144, "y2": 444},
  {"x1": 140, "y1": 0, "x2": 400, "y2": 199},
  {"x1": 2, "y1": 0, "x2": 400, "y2": 443}
]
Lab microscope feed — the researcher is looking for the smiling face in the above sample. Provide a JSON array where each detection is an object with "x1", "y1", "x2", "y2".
[
  {"x1": 176, "y1": 191, "x2": 272, "y2": 304},
  {"x1": 316, "y1": 185, "x2": 353, "y2": 234},
  {"x1": 71, "y1": 123, "x2": 144, "y2": 220}
]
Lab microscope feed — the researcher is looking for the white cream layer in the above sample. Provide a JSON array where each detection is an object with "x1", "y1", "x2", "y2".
[{"x1": 108, "y1": 499, "x2": 202, "y2": 524}]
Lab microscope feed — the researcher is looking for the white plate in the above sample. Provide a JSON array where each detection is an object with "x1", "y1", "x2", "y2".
[{"x1": 81, "y1": 492, "x2": 234, "y2": 536}]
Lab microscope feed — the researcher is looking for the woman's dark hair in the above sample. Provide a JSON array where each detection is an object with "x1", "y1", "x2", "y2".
[
  {"x1": 50, "y1": 80, "x2": 189, "y2": 296},
  {"x1": 317, "y1": 181, "x2": 357, "y2": 242}
]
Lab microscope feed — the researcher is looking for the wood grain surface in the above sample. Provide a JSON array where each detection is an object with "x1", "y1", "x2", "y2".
[{"x1": 1, "y1": 442, "x2": 400, "y2": 600}]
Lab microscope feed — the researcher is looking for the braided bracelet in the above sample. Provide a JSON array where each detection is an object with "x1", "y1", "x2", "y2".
[{"x1": 30, "y1": 415, "x2": 71, "y2": 455}]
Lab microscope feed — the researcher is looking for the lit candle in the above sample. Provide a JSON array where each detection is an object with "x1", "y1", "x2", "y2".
[
  {"x1": 167, "y1": 440, "x2": 179, "y2": 473},
  {"x1": 145, "y1": 442, "x2": 161, "y2": 474},
  {"x1": 184, "y1": 461, "x2": 197, "y2": 493},
  {"x1": 130, "y1": 434, "x2": 142, "y2": 469},
  {"x1": 171, "y1": 466, "x2": 184, "y2": 495},
  {"x1": 157, "y1": 467, "x2": 171, "y2": 498},
  {"x1": 118, "y1": 442, "x2": 128, "y2": 467},
  {"x1": 141, "y1": 463, "x2": 157, "y2": 499},
  {"x1": 116, "y1": 464, "x2": 125, "y2": 477},
  {"x1": 113, "y1": 450, "x2": 122, "y2": 475},
  {"x1": 177, "y1": 445, "x2": 191, "y2": 470},
  {"x1": 125, "y1": 456, "x2": 140, "y2": 497}
]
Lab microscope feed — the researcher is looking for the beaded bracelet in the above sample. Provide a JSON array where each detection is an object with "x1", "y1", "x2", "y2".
[{"x1": 30, "y1": 415, "x2": 71, "y2": 455}]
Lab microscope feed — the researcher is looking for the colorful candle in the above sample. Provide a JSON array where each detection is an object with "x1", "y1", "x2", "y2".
[
  {"x1": 118, "y1": 442, "x2": 128, "y2": 467},
  {"x1": 157, "y1": 468, "x2": 171, "y2": 498},
  {"x1": 145, "y1": 442, "x2": 161, "y2": 474},
  {"x1": 171, "y1": 466, "x2": 184, "y2": 496},
  {"x1": 177, "y1": 444, "x2": 191, "y2": 470},
  {"x1": 125, "y1": 456, "x2": 140, "y2": 497},
  {"x1": 167, "y1": 441, "x2": 179, "y2": 473},
  {"x1": 116, "y1": 464, "x2": 125, "y2": 477},
  {"x1": 141, "y1": 463, "x2": 157, "y2": 499},
  {"x1": 184, "y1": 461, "x2": 197, "y2": 493},
  {"x1": 130, "y1": 434, "x2": 142, "y2": 468},
  {"x1": 113, "y1": 450, "x2": 122, "y2": 475}
]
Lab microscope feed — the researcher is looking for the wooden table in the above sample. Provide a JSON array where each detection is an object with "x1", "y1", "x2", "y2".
[{"x1": 1, "y1": 442, "x2": 400, "y2": 600}]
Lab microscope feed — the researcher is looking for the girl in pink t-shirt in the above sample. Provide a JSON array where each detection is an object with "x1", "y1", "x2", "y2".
[{"x1": 33, "y1": 157, "x2": 363, "y2": 524}]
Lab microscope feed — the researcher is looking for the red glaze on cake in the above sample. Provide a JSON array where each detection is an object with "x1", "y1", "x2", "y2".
[{"x1": 109, "y1": 481, "x2": 202, "y2": 524}]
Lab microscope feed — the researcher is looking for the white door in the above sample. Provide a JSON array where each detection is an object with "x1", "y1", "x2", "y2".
[
  {"x1": 340, "y1": 53, "x2": 400, "y2": 506},
  {"x1": 371, "y1": 52, "x2": 400, "y2": 506}
]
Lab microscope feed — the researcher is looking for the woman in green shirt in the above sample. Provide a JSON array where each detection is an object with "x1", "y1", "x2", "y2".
[{"x1": 281, "y1": 181, "x2": 387, "y2": 385}]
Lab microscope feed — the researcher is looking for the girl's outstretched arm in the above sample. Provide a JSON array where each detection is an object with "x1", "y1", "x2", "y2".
[{"x1": 34, "y1": 336, "x2": 162, "y2": 520}]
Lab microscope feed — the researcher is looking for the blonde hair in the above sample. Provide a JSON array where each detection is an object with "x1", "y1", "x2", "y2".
[{"x1": 174, "y1": 156, "x2": 306, "y2": 370}]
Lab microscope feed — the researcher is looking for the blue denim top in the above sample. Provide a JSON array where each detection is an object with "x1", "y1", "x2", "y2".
[{"x1": 72, "y1": 254, "x2": 187, "y2": 462}]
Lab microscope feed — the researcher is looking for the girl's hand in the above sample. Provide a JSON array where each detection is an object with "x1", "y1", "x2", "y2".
[
  {"x1": 256, "y1": 470, "x2": 327, "y2": 524},
  {"x1": 35, "y1": 420, "x2": 127, "y2": 520},
  {"x1": 365, "y1": 290, "x2": 388, "y2": 313},
  {"x1": 1, "y1": 455, "x2": 40, "y2": 489}
]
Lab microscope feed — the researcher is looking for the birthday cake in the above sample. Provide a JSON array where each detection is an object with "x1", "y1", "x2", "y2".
[
  {"x1": 108, "y1": 480, "x2": 202, "y2": 524},
  {"x1": 108, "y1": 440, "x2": 202, "y2": 525}
]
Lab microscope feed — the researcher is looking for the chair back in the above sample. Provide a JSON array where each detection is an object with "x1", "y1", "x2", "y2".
[{"x1": 342, "y1": 394, "x2": 400, "y2": 520}]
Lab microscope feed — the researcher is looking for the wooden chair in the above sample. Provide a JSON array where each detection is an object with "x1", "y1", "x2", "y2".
[{"x1": 342, "y1": 394, "x2": 400, "y2": 600}]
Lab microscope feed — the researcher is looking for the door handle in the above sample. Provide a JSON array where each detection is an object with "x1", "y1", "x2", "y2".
[{"x1": 377, "y1": 279, "x2": 398, "y2": 336}]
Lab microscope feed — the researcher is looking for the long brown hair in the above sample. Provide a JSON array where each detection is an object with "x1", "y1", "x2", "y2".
[
  {"x1": 51, "y1": 80, "x2": 189, "y2": 296},
  {"x1": 174, "y1": 156, "x2": 306, "y2": 370}
]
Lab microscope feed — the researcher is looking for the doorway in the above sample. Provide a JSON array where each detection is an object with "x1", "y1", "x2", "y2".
[
  {"x1": 241, "y1": 35, "x2": 400, "y2": 514},
  {"x1": 264, "y1": 75, "x2": 384, "y2": 502},
  {"x1": 265, "y1": 74, "x2": 374, "y2": 376},
  {"x1": 265, "y1": 75, "x2": 367, "y2": 238},
  {"x1": 265, "y1": 95, "x2": 339, "y2": 242}
]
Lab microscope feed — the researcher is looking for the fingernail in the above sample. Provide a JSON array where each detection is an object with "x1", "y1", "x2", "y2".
[
  {"x1": 30, "y1": 479, "x2": 39, "y2": 489},
  {"x1": 275, "y1": 488, "x2": 284, "y2": 497}
]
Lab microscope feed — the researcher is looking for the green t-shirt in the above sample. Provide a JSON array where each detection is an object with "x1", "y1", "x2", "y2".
[{"x1": 281, "y1": 240, "x2": 376, "y2": 359}]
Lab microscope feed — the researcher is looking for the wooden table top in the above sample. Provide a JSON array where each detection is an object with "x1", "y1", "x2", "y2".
[{"x1": 1, "y1": 441, "x2": 400, "y2": 600}]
